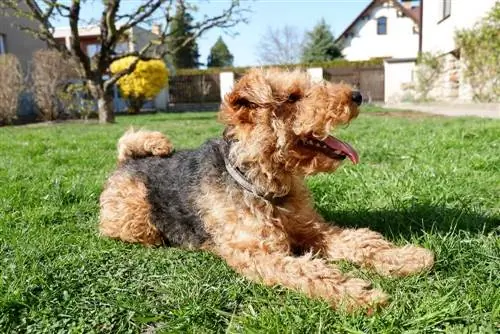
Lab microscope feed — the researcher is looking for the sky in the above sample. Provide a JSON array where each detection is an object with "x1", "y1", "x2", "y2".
[{"x1": 51, "y1": 0, "x2": 372, "y2": 67}]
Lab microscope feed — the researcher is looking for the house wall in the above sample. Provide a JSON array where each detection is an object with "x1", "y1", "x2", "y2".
[
  {"x1": 384, "y1": 58, "x2": 416, "y2": 103},
  {"x1": 421, "y1": 0, "x2": 496, "y2": 55},
  {"x1": 341, "y1": 3, "x2": 419, "y2": 60},
  {"x1": 0, "y1": 6, "x2": 47, "y2": 72},
  {"x1": 54, "y1": 26, "x2": 131, "y2": 56},
  {"x1": 420, "y1": 0, "x2": 496, "y2": 102},
  {"x1": 131, "y1": 26, "x2": 159, "y2": 53}
]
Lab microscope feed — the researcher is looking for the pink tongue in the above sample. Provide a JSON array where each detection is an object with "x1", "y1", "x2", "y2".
[{"x1": 323, "y1": 135, "x2": 359, "y2": 164}]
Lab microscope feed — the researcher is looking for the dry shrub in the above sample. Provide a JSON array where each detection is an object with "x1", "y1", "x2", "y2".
[
  {"x1": 31, "y1": 50, "x2": 81, "y2": 120},
  {"x1": 0, "y1": 54, "x2": 24, "y2": 125}
]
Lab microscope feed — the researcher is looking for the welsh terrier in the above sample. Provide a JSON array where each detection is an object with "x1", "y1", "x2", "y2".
[{"x1": 99, "y1": 68, "x2": 434, "y2": 311}]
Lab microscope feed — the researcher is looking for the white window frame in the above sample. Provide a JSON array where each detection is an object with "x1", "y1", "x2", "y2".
[{"x1": 440, "y1": 0, "x2": 451, "y2": 22}]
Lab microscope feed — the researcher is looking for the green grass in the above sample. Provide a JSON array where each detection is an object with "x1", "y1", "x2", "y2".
[{"x1": 1, "y1": 108, "x2": 499, "y2": 333}]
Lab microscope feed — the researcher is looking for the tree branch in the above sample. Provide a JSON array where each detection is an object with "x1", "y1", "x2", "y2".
[
  {"x1": 68, "y1": 0, "x2": 92, "y2": 78},
  {"x1": 118, "y1": 0, "x2": 168, "y2": 33},
  {"x1": 165, "y1": 0, "x2": 248, "y2": 57}
]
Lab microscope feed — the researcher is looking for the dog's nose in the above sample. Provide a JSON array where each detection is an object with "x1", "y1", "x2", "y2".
[{"x1": 352, "y1": 91, "x2": 362, "y2": 106}]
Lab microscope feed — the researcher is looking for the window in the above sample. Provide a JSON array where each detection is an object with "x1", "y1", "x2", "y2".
[
  {"x1": 114, "y1": 42, "x2": 129, "y2": 55},
  {"x1": 377, "y1": 17, "x2": 387, "y2": 35},
  {"x1": 442, "y1": 0, "x2": 451, "y2": 20},
  {"x1": 86, "y1": 43, "x2": 101, "y2": 57},
  {"x1": 0, "y1": 34, "x2": 6, "y2": 54}
]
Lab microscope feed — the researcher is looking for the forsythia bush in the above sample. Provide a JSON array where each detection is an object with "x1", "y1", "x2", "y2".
[{"x1": 110, "y1": 57, "x2": 168, "y2": 113}]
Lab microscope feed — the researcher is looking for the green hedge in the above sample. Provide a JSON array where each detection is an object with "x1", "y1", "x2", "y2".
[{"x1": 174, "y1": 59, "x2": 384, "y2": 76}]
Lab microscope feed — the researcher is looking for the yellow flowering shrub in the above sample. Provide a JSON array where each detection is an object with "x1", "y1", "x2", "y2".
[{"x1": 110, "y1": 57, "x2": 168, "y2": 112}]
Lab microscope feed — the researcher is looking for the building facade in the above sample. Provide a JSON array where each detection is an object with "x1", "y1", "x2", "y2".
[
  {"x1": 53, "y1": 24, "x2": 161, "y2": 57},
  {"x1": 420, "y1": 0, "x2": 497, "y2": 101},
  {"x1": 337, "y1": 0, "x2": 421, "y2": 61},
  {"x1": 0, "y1": 4, "x2": 47, "y2": 72}
]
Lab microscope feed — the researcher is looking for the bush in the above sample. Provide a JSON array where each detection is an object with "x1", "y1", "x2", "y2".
[
  {"x1": 408, "y1": 52, "x2": 444, "y2": 101},
  {"x1": 455, "y1": 3, "x2": 500, "y2": 102},
  {"x1": 110, "y1": 57, "x2": 168, "y2": 114},
  {"x1": 57, "y1": 82, "x2": 97, "y2": 120},
  {"x1": 31, "y1": 50, "x2": 81, "y2": 121},
  {"x1": 0, "y1": 54, "x2": 24, "y2": 125}
]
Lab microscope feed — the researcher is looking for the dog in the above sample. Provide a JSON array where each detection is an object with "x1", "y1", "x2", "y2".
[{"x1": 99, "y1": 68, "x2": 434, "y2": 311}]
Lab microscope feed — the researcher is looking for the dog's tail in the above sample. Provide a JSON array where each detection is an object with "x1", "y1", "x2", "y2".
[{"x1": 117, "y1": 128, "x2": 174, "y2": 164}]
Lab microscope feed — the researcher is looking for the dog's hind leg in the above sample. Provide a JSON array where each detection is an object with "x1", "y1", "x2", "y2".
[
  {"x1": 99, "y1": 170, "x2": 163, "y2": 245},
  {"x1": 117, "y1": 128, "x2": 173, "y2": 164}
]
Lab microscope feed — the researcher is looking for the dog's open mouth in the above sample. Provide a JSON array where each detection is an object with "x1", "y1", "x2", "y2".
[{"x1": 299, "y1": 135, "x2": 359, "y2": 164}]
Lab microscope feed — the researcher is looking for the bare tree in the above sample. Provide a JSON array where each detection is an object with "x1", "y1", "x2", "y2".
[
  {"x1": 31, "y1": 49, "x2": 81, "y2": 121},
  {"x1": 1, "y1": 0, "x2": 248, "y2": 123},
  {"x1": 0, "y1": 55, "x2": 24, "y2": 125},
  {"x1": 256, "y1": 25, "x2": 303, "y2": 65}
]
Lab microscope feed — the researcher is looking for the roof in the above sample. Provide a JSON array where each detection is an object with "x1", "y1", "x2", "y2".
[{"x1": 335, "y1": 0, "x2": 420, "y2": 43}]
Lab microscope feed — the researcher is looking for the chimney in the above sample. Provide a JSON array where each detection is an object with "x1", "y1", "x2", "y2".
[{"x1": 151, "y1": 23, "x2": 162, "y2": 35}]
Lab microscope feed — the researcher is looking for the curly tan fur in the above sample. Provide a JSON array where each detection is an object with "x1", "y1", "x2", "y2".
[
  {"x1": 99, "y1": 68, "x2": 434, "y2": 312},
  {"x1": 117, "y1": 128, "x2": 173, "y2": 164},
  {"x1": 99, "y1": 171, "x2": 163, "y2": 245}
]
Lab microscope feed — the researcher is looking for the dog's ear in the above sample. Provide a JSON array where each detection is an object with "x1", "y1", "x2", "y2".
[
  {"x1": 227, "y1": 90, "x2": 258, "y2": 110},
  {"x1": 220, "y1": 85, "x2": 259, "y2": 126}
]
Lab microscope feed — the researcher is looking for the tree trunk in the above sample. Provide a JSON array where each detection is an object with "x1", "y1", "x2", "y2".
[
  {"x1": 97, "y1": 93, "x2": 115, "y2": 123},
  {"x1": 128, "y1": 97, "x2": 144, "y2": 114},
  {"x1": 88, "y1": 80, "x2": 115, "y2": 124}
]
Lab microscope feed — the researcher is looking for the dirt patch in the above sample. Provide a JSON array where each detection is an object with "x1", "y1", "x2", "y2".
[{"x1": 366, "y1": 111, "x2": 443, "y2": 118}]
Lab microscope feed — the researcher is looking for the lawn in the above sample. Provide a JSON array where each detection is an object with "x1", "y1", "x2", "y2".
[{"x1": 0, "y1": 108, "x2": 498, "y2": 333}]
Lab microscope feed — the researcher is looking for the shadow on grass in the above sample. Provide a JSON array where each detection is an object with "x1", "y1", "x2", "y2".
[{"x1": 319, "y1": 204, "x2": 499, "y2": 238}]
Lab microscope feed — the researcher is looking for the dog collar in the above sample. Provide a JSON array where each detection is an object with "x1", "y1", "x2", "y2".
[{"x1": 219, "y1": 139, "x2": 287, "y2": 205}]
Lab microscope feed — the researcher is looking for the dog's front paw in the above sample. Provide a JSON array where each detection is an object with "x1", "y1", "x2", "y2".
[
  {"x1": 371, "y1": 246, "x2": 434, "y2": 277},
  {"x1": 339, "y1": 278, "x2": 388, "y2": 313}
]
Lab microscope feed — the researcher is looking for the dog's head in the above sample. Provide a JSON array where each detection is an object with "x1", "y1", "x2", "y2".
[{"x1": 220, "y1": 68, "x2": 361, "y2": 176}]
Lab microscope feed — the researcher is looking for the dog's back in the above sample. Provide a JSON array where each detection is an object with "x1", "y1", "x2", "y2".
[{"x1": 101, "y1": 139, "x2": 226, "y2": 248}]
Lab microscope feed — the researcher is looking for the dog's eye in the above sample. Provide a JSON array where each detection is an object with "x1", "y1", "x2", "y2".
[
  {"x1": 235, "y1": 98, "x2": 258, "y2": 109},
  {"x1": 287, "y1": 93, "x2": 301, "y2": 103}
]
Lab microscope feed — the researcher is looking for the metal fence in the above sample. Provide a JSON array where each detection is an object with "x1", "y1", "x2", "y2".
[
  {"x1": 166, "y1": 65, "x2": 385, "y2": 107},
  {"x1": 168, "y1": 73, "x2": 221, "y2": 104},
  {"x1": 323, "y1": 65, "x2": 385, "y2": 102}
]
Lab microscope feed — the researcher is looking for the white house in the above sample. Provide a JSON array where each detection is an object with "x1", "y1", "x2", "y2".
[
  {"x1": 384, "y1": 0, "x2": 497, "y2": 103},
  {"x1": 419, "y1": 0, "x2": 498, "y2": 101},
  {"x1": 336, "y1": 0, "x2": 421, "y2": 61}
]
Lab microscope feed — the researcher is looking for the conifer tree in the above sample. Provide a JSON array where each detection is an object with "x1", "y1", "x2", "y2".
[
  {"x1": 167, "y1": 4, "x2": 200, "y2": 69},
  {"x1": 207, "y1": 37, "x2": 234, "y2": 67},
  {"x1": 301, "y1": 19, "x2": 342, "y2": 63}
]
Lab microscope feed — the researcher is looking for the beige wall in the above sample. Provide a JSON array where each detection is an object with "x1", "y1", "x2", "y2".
[
  {"x1": 421, "y1": 0, "x2": 496, "y2": 54},
  {"x1": 384, "y1": 59, "x2": 416, "y2": 103},
  {"x1": 0, "y1": 6, "x2": 47, "y2": 73},
  {"x1": 420, "y1": 0, "x2": 496, "y2": 102}
]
